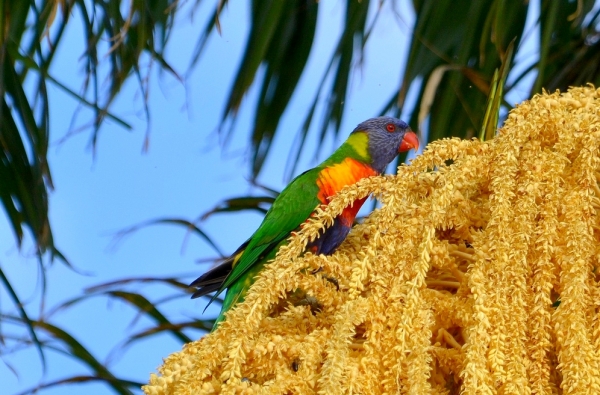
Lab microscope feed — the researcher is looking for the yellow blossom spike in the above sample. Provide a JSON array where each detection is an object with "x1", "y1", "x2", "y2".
[{"x1": 143, "y1": 85, "x2": 600, "y2": 395}]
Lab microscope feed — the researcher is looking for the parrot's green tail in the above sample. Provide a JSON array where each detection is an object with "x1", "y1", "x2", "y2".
[{"x1": 212, "y1": 260, "x2": 266, "y2": 330}]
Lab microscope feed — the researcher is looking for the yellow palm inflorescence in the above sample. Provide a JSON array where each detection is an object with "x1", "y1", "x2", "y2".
[{"x1": 144, "y1": 86, "x2": 600, "y2": 395}]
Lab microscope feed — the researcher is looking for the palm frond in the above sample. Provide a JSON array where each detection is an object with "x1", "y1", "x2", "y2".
[{"x1": 480, "y1": 39, "x2": 515, "y2": 141}]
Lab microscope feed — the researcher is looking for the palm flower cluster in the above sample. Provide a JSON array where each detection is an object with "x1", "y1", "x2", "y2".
[{"x1": 144, "y1": 86, "x2": 600, "y2": 394}]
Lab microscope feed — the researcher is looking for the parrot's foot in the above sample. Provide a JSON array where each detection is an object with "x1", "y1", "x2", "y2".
[
  {"x1": 269, "y1": 288, "x2": 322, "y2": 317},
  {"x1": 321, "y1": 275, "x2": 339, "y2": 290},
  {"x1": 311, "y1": 267, "x2": 340, "y2": 290},
  {"x1": 294, "y1": 294, "x2": 322, "y2": 314}
]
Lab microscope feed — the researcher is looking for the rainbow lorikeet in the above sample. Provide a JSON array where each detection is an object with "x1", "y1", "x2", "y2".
[{"x1": 190, "y1": 117, "x2": 418, "y2": 329}]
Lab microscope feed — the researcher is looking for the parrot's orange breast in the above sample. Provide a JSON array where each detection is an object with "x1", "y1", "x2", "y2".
[{"x1": 316, "y1": 158, "x2": 377, "y2": 204}]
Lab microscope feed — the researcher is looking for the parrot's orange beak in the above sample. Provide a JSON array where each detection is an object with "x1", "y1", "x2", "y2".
[{"x1": 399, "y1": 131, "x2": 419, "y2": 153}]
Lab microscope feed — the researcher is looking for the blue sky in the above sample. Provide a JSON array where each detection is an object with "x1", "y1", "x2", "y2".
[{"x1": 0, "y1": 1, "x2": 541, "y2": 394}]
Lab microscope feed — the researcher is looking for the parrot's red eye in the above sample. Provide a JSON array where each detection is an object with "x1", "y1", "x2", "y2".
[{"x1": 386, "y1": 123, "x2": 395, "y2": 132}]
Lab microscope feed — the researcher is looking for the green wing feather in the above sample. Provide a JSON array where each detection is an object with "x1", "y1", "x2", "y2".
[
  {"x1": 202, "y1": 136, "x2": 370, "y2": 328},
  {"x1": 217, "y1": 167, "x2": 322, "y2": 294},
  {"x1": 217, "y1": 137, "x2": 368, "y2": 297}
]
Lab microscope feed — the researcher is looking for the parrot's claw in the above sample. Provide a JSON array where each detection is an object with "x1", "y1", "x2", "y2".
[
  {"x1": 310, "y1": 267, "x2": 340, "y2": 290},
  {"x1": 322, "y1": 274, "x2": 340, "y2": 290},
  {"x1": 295, "y1": 294, "x2": 322, "y2": 314}
]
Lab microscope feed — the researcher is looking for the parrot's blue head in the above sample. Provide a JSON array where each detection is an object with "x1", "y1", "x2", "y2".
[{"x1": 352, "y1": 116, "x2": 419, "y2": 173}]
